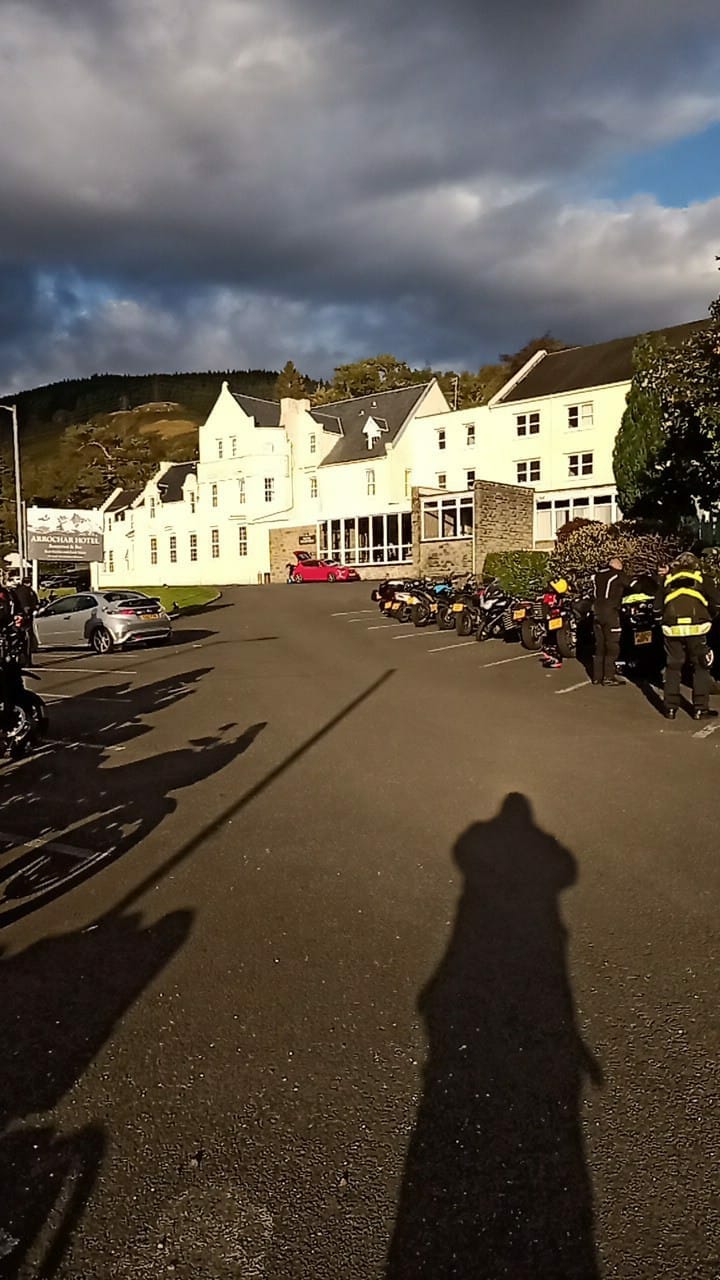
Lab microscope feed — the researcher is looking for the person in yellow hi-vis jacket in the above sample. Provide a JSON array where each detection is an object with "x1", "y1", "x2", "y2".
[{"x1": 655, "y1": 552, "x2": 720, "y2": 721}]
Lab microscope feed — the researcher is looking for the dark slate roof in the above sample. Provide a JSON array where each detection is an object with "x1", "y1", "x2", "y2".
[
  {"x1": 157, "y1": 462, "x2": 197, "y2": 503},
  {"x1": 498, "y1": 319, "x2": 707, "y2": 403},
  {"x1": 232, "y1": 393, "x2": 282, "y2": 427},
  {"x1": 106, "y1": 487, "x2": 142, "y2": 513},
  {"x1": 315, "y1": 383, "x2": 433, "y2": 466}
]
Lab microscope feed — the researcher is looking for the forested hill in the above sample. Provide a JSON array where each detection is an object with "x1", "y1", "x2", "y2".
[
  {"x1": 0, "y1": 368, "x2": 285, "y2": 540},
  {"x1": 0, "y1": 368, "x2": 281, "y2": 432}
]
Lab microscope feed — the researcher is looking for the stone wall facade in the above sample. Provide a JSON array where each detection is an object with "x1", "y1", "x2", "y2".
[
  {"x1": 473, "y1": 480, "x2": 534, "y2": 572},
  {"x1": 269, "y1": 525, "x2": 317, "y2": 583},
  {"x1": 411, "y1": 481, "x2": 534, "y2": 579}
]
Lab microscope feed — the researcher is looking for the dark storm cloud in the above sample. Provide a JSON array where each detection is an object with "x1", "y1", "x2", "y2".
[{"x1": 0, "y1": 0, "x2": 719, "y2": 390}]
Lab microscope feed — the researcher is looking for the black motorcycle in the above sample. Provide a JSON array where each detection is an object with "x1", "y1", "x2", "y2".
[
  {"x1": 0, "y1": 627, "x2": 48, "y2": 758},
  {"x1": 473, "y1": 579, "x2": 522, "y2": 643}
]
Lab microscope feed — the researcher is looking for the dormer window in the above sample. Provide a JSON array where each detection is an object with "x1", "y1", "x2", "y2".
[{"x1": 310, "y1": 433, "x2": 316, "y2": 454}]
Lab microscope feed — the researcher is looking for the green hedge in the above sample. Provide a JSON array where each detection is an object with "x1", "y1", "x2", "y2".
[
  {"x1": 548, "y1": 521, "x2": 688, "y2": 593},
  {"x1": 483, "y1": 551, "x2": 550, "y2": 597}
]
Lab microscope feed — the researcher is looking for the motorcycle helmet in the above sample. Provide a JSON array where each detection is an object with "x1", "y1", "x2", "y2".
[{"x1": 550, "y1": 578, "x2": 569, "y2": 594}]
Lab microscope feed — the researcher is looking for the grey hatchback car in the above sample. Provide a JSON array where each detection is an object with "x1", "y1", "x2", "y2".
[{"x1": 35, "y1": 591, "x2": 172, "y2": 654}]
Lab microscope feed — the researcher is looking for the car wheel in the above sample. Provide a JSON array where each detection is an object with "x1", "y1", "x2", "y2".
[
  {"x1": 327, "y1": 573, "x2": 337, "y2": 582},
  {"x1": 91, "y1": 627, "x2": 114, "y2": 655},
  {"x1": 292, "y1": 573, "x2": 303, "y2": 584}
]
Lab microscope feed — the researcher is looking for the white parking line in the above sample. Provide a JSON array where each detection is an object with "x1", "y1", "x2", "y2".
[
  {"x1": 692, "y1": 722, "x2": 720, "y2": 739},
  {"x1": 36, "y1": 666, "x2": 137, "y2": 675},
  {"x1": 367, "y1": 623, "x2": 408, "y2": 630},
  {"x1": 481, "y1": 653, "x2": 537, "y2": 669},
  {"x1": 44, "y1": 693, "x2": 133, "y2": 704},
  {"x1": 393, "y1": 631, "x2": 428, "y2": 640},
  {"x1": 555, "y1": 680, "x2": 591, "y2": 695},
  {"x1": 428, "y1": 640, "x2": 476, "y2": 653},
  {"x1": 332, "y1": 610, "x2": 376, "y2": 616}
]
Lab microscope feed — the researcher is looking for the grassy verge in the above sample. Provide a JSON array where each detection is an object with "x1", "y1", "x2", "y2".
[
  {"x1": 39, "y1": 584, "x2": 220, "y2": 613},
  {"x1": 132, "y1": 586, "x2": 220, "y2": 612}
]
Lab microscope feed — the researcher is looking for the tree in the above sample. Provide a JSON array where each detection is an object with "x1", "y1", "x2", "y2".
[
  {"x1": 612, "y1": 336, "x2": 668, "y2": 517},
  {"x1": 313, "y1": 354, "x2": 417, "y2": 403},
  {"x1": 275, "y1": 361, "x2": 310, "y2": 400},
  {"x1": 635, "y1": 294, "x2": 720, "y2": 520},
  {"x1": 500, "y1": 333, "x2": 572, "y2": 377}
]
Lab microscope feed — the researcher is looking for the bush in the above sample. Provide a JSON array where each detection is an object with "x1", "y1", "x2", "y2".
[
  {"x1": 555, "y1": 517, "x2": 597, "y2": 544},
  {"x1": 702, "y1": 547, "x2": 720, "y2": 588},
  {"x1": 549, "y1": 521, "x2": 687, "y2": 593},
  {"x1": 484, "y1": 550, "x2": 550, "y2": 597}
]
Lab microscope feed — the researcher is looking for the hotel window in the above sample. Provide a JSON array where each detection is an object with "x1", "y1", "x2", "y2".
[
  {"x1": 437, "y1": 473, "x2": 447, "y2": 490},
  {"x1": 516, "y1": 459, "x2": 541, "y2": 483},
  {"x1": 231, "y1": 436, "x2": 237, "y2": 458},
  {"x1": 149, "y1": 497, "x2": 156, "y2": 518},
  {"x1": 568, "y1": 402, "x2": 593, "y2": 429},
  {"x1": 264, "y1": 477, "x2": 275, "y2": 502},
  {"x1": 309, "y1": 433, "x2": 316, "y2": 454},
  {"x1": 465, "y1": 423, "x2": 475, "y2": 446},
  {"x1": 217, "y1": 439, "x2": 223, "y2": 459},
  {"x1": 150, "y1": 536, "x2": 158, "y2": 565},
  {"x1": 108, "y1": 549, "x2": 114, "y2": 572},
  {"x1": 366, "y1": 469, "x2": 376, "y2": 496},
  {"x1": 211, "y1": 483, "x2": 218, "y2": 508},
  {"x1": 189, "y1": 490, "x2": 196, "y2": 515},
  {"x1": 516, "y1": 412, "x2": 540, "y2": 436},
  {"x1": 404, "y1": 468, "x2": 412, "y2": 498},
  {"x1": 238, "y1": 525, "x2": 248, "y2": 556},
  {"x1": 437, "y1": 428, "x2": 446, "y2": 451},
  {"x1": 421, "y1": 494, "x2": 474, "y2": 540},
  {"x1": 466, "y1": 469, "x2": 476, "y2": 487},
  {"x1": 169, "y1": 534, "x2": 177, "y2": 563},
  {"x1": 310, "y1": 476, "x2": 318, "y2": 499},
  {"x1": 568, "y1": 452, "x2": 593, "y2": 477},
  {"x1": 317, "y1": 513, "x2": 413, "y2": 565},
  {"x1": 238, "y1": 477, "x2": 245, "y2": 505},
  {"x1": 189, "y1": 532, "x2": 197, "y2": 562},
  {"x1": 211, "y1": 528, "x2": 220, "y2": 558}
]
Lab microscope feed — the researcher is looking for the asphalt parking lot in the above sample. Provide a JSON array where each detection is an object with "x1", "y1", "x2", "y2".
[{"x1": 2, "y1": 584, "x2": 719, "y2": 1278}]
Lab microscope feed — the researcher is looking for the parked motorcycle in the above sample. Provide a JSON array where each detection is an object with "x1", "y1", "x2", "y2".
[
  {"x1": 0, "y1": 627, "x2": 47, "y2": 758},
  {"x1": 472, "y1": 579, "x2": 523, "y2": 643}
]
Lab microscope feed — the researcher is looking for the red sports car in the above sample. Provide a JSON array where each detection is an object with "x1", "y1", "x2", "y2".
[{"x1": 287, "y1": 552, "x2": 360, "y2": 583}]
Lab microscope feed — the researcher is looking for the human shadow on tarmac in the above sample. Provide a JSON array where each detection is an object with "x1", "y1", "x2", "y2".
[
  {"x1": 0, "y1": 906, "x2": 191, "y2": 1277},
  {"x1": 0, "y1": 668, "x2": 266, "y2": 927},
  {"x1": 386, "y1": 793, "x2": 602, "y2": 1280}
]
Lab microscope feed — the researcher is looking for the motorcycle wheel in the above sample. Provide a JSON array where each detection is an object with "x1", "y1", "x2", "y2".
[
  {"x1": 437, "y1": 605, "x2": 455, "y2": 631},
  {"x1": 475, "y1": 621, "x2": 488, "y2": 642},
  {"x1": 456, "y1": 609, "x2": 473, "y2": 638},
  {"x1": 556, "y1": 620, "x2": 578, "y2": 660},
  {"x1": 520, "y1": 618, "x2": 544, "y2": 651},
  {"x1": 412, "y1": 602, "x2": 430, "y2": 628},
  {"x1": 396, "y1": 604, "x2": 412, "y2": 624}
]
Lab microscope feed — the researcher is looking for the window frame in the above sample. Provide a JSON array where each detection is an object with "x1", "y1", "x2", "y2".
[
  {"x1": 567, "y1": 402, "x2": 594, "y2": 430},
  {"x1": 437, "y1": 428, "x2": 447, "y2": 451},
  {"x1": 238, "y1": 525, "x2": 248, "y2": 556},
  {"x1": 211, "y1": 483, "x2": 218, "y2": 509},
  {"x1": 264, "y1": 477, "x2": 275, "y2": 503},
  {"x1": 189, "y1": 532, "x2": 198, "y2": 562},
  {"x1": 516, "y1": 411, "x2": 540, "y2": 437},
  {"x1": 211, "y1": 528, "x2": 220, "y2": 559},
  {"x1": 150, "y1": 536, "x2": 158, "y2": 566},
  {"x1": 421, "y1": 493, "x2": 474, "y2": 541},
  {"x1": 568, "y1": 451, "x2": 594, "y2": 478},
  {"x1": 366, "y1": 468, "x2": 376, "y2": 497},
  {"x1": 169, "y1": 534, "x2": 177, "y2": 564},
  {"x1": 516, "y1": 459, "x2": 541, "y2": 484},
  {"x1": 465, "y1": 423, "x2": 475, "y2": 446},
  {"x1": 437, "y1": 473, "x2": 447, "y2": 490},
  {"x1": 310, "y1": 476, "x2": 318, "y2": 499}
]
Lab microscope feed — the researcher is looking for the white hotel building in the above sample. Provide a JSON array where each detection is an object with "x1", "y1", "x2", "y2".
[{"x1": 97, "y1": 319, "x2": 702, "y2": 586}]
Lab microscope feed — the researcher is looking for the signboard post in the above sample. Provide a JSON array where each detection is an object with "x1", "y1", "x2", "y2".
[{"x1": 26, "y1": 507, "x2": 104, "y2": 564}]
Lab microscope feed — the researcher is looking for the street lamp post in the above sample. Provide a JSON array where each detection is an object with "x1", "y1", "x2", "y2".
[{"x1": 0, "y1": 403, "x2": 25, "y2": 572}]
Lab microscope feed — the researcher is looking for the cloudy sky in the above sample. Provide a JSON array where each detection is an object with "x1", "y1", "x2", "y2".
[{"x1": 0, "y1": 0, "x2": 719, "y2": 393}]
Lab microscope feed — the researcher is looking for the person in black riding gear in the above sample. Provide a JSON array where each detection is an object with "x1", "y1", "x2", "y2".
[
  {"x1": 656, "y1": 552, "x2": 719, "y2": 720},
  {"x1": 590, "y1": 556, "x2": 631, "y2": 686},
  {"x1": 11, "y1": 577, "x2": 38, "y2": 666}
]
